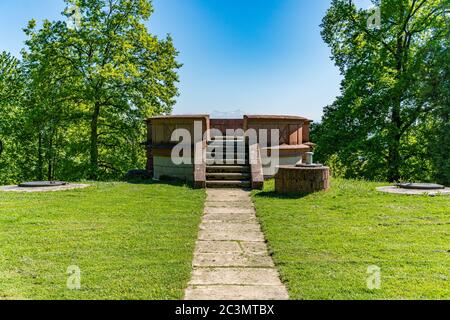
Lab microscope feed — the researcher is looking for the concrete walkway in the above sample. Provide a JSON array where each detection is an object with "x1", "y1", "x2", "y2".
[{"x1": 185, "y1": 189, "x2": 289, "y2": 300}]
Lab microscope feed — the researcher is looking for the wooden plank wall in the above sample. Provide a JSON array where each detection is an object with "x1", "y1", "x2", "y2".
[
  {"x1": 150, "y1": 116, "x2": 210, "y2": 145},
  {"x1": 210, "y1": 119, "x2": 244, "y2": 137},
  {"x1": 244, "y1": 118, "x2": 305, "y2": 146}
]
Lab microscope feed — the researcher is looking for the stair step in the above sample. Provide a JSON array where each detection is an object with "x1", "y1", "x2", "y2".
[
  {"x1": 208, "y1": 140, "x2": 246, "y2": 146},
  {"x1": 206, "y1": 173, "x2": 250, "y2": 180},
  {"x1": 211, "y1": 136, "x2": 245, "y2": 141},
  {"x1": 206, "y1": 152, "x2": 247, "y2": 158},
  {"x1": 206, "y1": 180, "x2": 251, "y2": 189},
  {"x1": 207, "y1": 165, "x2": 250, "y2": 173},
  {"x1": 206, "y1": 159, "x2": 249, "y2": 165},
  {"x1": 207, "y1": 145, "x2": 246, "y2": 152}
]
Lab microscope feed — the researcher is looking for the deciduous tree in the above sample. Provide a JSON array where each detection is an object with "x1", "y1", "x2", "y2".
[
  {"x1": 317, "y1": 0, "x2": 449, "y2": 182},
  {"x1": 23, "y1": 0, "x2": 181, "y2": 179}
]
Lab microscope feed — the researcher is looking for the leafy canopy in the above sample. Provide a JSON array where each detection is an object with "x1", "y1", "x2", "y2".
[{"x1": 315, "y1": 0, "x2": 449, "y2": 183}]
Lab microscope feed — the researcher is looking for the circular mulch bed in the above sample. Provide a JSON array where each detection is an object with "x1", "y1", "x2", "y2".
[
  {"x1": 0, "y1": 183, "x2": 90, "y2": 193},
  {"x1": 376, "y1": 186, "x2": 450, "y2": 196}
]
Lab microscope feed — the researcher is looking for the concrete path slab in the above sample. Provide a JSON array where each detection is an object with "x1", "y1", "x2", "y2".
[
  {"x1": 185, "y1": 285, "x2": 289, "y2": 300},
  {"x1": 206, "y1": 190, "x2": 251, "y2": 202},
  {"x1": 200, "y1": 222, "x2": 262, "y2": 232},
  {"x1": 204, "y1": 207, "x2": 255, "y2": 214},
  {"x1": 198, "y1": 229, "x2": 265, "y2": 242},
  {"x1": 193, "y1": 252, "x2": 274, "y2": 267},
  {"x1": 204, "y1": 201, "x2": 254, "y2": 208},
  {"x1": 195, "y1": 241, "x2": 242, "y2": 254},
  {"x1": 185, "y1": 189, "x2": 289, "y2": 300},
  {"x1": 194, "y1": 241, "x2": 268, "y2": 254},
  {"x1": 203, "y1": 212, "x2": 256, "y2": 222},
  {"x1": 189, "y1": 268, "x2": 284, "y2": 286}
]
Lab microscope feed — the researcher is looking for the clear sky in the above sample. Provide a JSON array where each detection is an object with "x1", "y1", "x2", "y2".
[{"x1": 0, "y1": 0, "x2": 373, "y2": 121}]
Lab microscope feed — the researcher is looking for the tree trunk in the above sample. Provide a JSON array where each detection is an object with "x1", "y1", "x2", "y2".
[
  {"x1": 387, "y1": 132, "x2": 401, "y2": 182},
  {"x1": 435, "y1": 108, "x2": 450, "y2": 185},
  {"x1": 47, "y1": 136, "x2": 53, "y2": 181},
  {"x1": 37, "y1": 132, "x2": 43, "y2": 181},
  {"x1": 388, "y1": 32, "x2": 406, "y2": 183},
  {"x1": 388, "y1": 100, "x2": 402, "y2": 183},
  {"x1": 89, "y1": 102, "x2": 100, "y2": 180}
]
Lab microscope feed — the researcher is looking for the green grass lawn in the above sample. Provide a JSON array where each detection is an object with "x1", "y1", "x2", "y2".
[
  {"x1": 0, "y1": 181, "x2": 205, "y2": 300},
  {"x1": 252, "y1": 179, "x2": 450, "y2": 300}
]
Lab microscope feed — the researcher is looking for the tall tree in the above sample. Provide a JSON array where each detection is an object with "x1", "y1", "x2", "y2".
[
  {"x1": 0, "y1": 52, "x2": 26, "y2": 184},
  {"x1": 423, "y1": 33, "x2": 450, "y2": 185},
  {"x1": 23, "y1": 0, "x2": 181, "y2": 179},
  {"x1": 318, "y1": 0, "x2": 449, "y2": 182}
]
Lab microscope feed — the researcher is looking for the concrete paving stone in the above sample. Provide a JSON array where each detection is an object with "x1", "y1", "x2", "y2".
[
  {"x1": 206, "y1": 189, "x2": 250, "y2": 196},
  {"x1": 202, "y1": 212, "x2": 257, "y2": 222},
  {"x1": 195, "y1": 241, "x2": 242, "y2": 254},
  {"x1": 240, "y1": 241, "x2": 269, "y2": 254},
  {"x1": 206, "y1": 196, "x2": 251, "y2": 203},
  {"x1": 193, "y1": 253, "x2": 274, "y2": 268},
  {"x1": 204, "y1": 207, "x2": 255, "y2": 214},
  {"x1": 200, "y1": 222, "x2": 261, "y2": 232},
  {"x1": 184, "y1": 285, "x2": 289, "y2": 300},
  {"x1": 206, "y1": 190, "x2": 251, "y2": 201},
  {"x1": 204, "y1": 201, "x2": 254, "y2": 209},
  {"x1": 198, "y1": 229, "x2": 265, "y2": 242},
  {"x1": 189, "y1": 268, "x2": 284, "y2": 286},
  {"x1": 195, "y1": 241, "x2": 269, "y2": 255}
]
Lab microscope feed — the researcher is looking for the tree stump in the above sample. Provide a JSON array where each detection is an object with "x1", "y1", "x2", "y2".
[{"x1": 275, "y1": 166, "x2": 330, "y2": 194}]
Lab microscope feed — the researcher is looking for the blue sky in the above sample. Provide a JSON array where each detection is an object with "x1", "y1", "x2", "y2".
[{"x1": 0, "y1": 0, "x2": 372, "y2": 121}]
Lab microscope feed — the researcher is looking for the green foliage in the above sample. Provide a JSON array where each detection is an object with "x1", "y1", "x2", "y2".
[
  {"x1": 0, "y1": 0, "x2": 180, "y2": 184},
  {"x1": 316, "y1": 0, "x2": 449, "y2": 184},
  {"x1": 0, "y1": 52, "x2": 29, "y2": 184}
]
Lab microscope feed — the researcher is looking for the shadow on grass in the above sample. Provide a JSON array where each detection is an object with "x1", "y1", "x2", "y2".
[{"x1": 253, "y1": 190, "x2": 310, "y2": 200}]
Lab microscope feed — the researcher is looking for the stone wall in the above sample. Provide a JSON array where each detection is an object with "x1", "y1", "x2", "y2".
[{"x1": 275, "y1": 166, "x2": 330, "y2": 194}]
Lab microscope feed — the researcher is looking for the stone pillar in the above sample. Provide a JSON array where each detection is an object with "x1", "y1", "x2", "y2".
[{"x1": 146, "y1": 121, "x2": 153, "y2": 174}]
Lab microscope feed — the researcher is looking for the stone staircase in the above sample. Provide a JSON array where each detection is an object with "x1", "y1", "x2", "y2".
[{"x1": 206, "y1": 136, "x2": 251, "y2": 188}]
